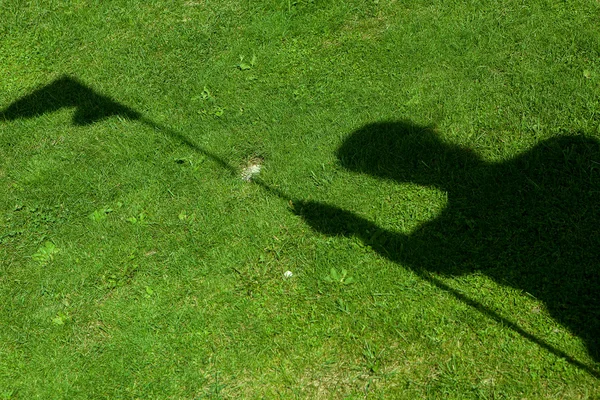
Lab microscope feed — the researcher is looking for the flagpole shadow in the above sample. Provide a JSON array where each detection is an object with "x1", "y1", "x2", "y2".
[
  {"x1": 0, "y1": 75, "x2": 236, "y2": 175},
  {"x1": 2, "y1": 76, "x2": 598, "y2": 377}
]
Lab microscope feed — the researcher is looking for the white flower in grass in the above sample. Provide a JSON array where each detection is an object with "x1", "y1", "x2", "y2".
[
  {"x1": 241, "y1": 158, "x2": 263, "y2": 181},
  {"x1": 241, "y1": 164, "x2": 261, "y2": 181},
  {"x1": 283, "y1": 270, "x2": 293, "y2": 279}
]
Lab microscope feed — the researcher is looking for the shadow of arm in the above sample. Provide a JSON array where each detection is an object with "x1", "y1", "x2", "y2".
[{"x1": 293, "y1": 200, "x2": 407, "y2": 260}]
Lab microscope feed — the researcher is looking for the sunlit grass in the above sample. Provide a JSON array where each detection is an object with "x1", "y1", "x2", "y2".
[{"x1": 0, "y1": 0, "x2": 599, "y2": 398}]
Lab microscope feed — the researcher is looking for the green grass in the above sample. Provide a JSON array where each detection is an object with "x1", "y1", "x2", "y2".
[{"x1": 1, "y1": 0, "x2": 600, "y2": 398}]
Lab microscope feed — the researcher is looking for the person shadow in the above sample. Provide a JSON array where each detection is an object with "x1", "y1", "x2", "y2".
[{"x1": 294, "y1": 121, "x2": 600, "y2": 363}]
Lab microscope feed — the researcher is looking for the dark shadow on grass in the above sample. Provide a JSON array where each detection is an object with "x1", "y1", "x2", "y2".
[
  {"x1": 0, "y1": 76, "x2": 141, "y2": 125},
  {"x1": 2, "y1": 77, "x2": 598, "y2": 377},
  {"x1": 294, "y1": 121, "x2": 600, "y2": 371},
  {"x1": 0, "y1": 75, "x2": 236, "y2": 174}
]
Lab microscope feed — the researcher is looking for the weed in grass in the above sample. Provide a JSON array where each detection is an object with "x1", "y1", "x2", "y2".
[
  {"x1": 235, "y1": 54, "x2": 257, "y2": 71},
  {"x1": 100, "y1": 262, "x2": 140, "y2": 291},
  {"x1": 362, "y1": 341, "x2": 384, "y2": 374},
  {"x1": 51, "y1": 311, "x2": 71, "y2": 326},
  {"x1": 144, "y1": 286, "x2": 155, "y2": 298},
  {"x1": 178, "y1": 210, "x2": 196, "y2": 222},
  {"x1": 31, "y1": 241, "x2": 59, "y2": 264},
  {"x1": 88, "y1": 207, "x2": 113, "y2": 222},
  {"x1": 126, "y1": 212, "x2": 147, "y2": 225},
  {"x1": 323, "y1": 267, "x2": 355, "y2": 285}
]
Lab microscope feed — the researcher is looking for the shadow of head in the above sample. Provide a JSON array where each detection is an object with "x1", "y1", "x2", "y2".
[
  {"x1": 336, "y1": 121, "x2": 482, "y2": 188},
  {"x1": 0, "y1": 75, "x2": 140, "y2": 126},
  {"x1": 334, "y1": 121, "x2": 600, "y2": 362}
]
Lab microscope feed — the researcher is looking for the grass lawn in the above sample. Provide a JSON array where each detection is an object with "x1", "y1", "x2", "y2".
[{"x1": 1, "y1": 0, "x2": 599, "y2": 398}]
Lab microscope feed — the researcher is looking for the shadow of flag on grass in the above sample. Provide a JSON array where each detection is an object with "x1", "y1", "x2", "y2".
[
  {"x1": 0, "y1": 75, "x2": 237, "y2": 175},
  {"x1": 2, "y1": 76, "x2": 598, "y2": 378},
  {"x1": 0, "y1": 75, "x2": 141, "y2": 125}
]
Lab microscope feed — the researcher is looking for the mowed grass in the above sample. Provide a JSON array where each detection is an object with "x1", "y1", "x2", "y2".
[{"x1": 1, "y1": 0, "x2": 599, "y2": 398}]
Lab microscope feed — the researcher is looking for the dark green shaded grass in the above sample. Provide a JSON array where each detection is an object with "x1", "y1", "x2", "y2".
[{"x1": 1, "y1": 0, "x2": 600, "y2": 398}]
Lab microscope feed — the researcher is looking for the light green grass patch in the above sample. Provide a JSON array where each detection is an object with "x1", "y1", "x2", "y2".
[{"x1": 1, "y1": 0, "x2": 599, "y2": 398}]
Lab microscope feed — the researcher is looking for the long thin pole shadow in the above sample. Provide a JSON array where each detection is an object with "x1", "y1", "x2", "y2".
[
  {"x1": 419, "y1": 271, "x2": 600, "y2": 379},
  {"x1": 2, "y1": 75, "x2": 598, "y2": 379},
  {"x1": 139, "y1": 116, "x2": 238, "y2": 176},
  {"x1": 0, "y1": 76, "x2": 237, "y2": 176}
]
